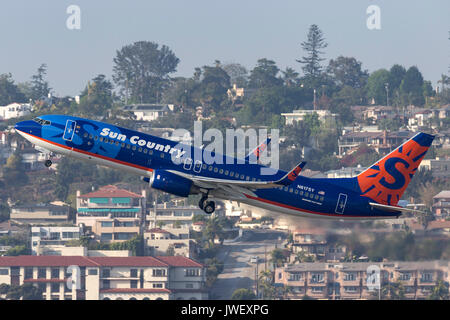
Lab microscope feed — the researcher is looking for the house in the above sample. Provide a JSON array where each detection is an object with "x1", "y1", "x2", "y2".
[
  {"x1": 144, "y1": 227, "x2": 194, "y2": 258},
  {"x1": 0, "y1": 255, "x2": 207, "y2": 300},
  {"x1": 281, "y1": 109, "x2": 338, "y2": 126},
  {"x1": 31, "y1": 226, "x2": 82, "y2": 255},
  {"x1": 0, "y1": 103, "x2": 32, "y2": 120},
  {"x1": 10, "y1": 203, "x2": 70, "y2": 225},
  {"x1": 76, "y1": 185, "x2": 146, "y2": 242},
  {"x1": 431, "y1": 190, "x2": 450, "y2": 219},
  {"x1": 121, "y1": 104, "x2": 173, "y2": 122},
  {"x1": 363, "y1": 106, "x2": 396, "y2": 123},
  {"x1": 419, "y1": 158, "x2": 450, "y2": 178},
  {"x1": 146, "y1": 202, "x2": 207, "y2": 229},
  {"x1": 338, "y1": 130, "x2": 415, "y2": 157}
]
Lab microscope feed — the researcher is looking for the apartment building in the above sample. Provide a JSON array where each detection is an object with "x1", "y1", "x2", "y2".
[
  {"x1": 146, "y1": 203, "x2": 206, "y2": 229},
  {"x1": 0, "y1": 255, "x2": 207, "y2": 300},
  {"x1": 31, "y1": 226, "x2": 82, "y2": 255},
  {"x1": 76, "y1": 185, "x2": 146, "y2": 241},
  {"x1": 144, "y1": 227, "x2": 194, "y2": 258},
  {"x1": 10, "y1": 203, "x2": 70, "y2": 225},
  {"x1": 275, "y1": 261, "x2": 450, "y2": 300}
]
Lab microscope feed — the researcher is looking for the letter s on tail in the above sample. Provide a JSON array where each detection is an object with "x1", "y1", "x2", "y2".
[{"x1": 356, "y1": 132, "x2": 434, "y2": 205}]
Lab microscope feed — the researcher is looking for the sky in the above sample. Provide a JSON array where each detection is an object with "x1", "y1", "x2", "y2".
[{"x1": 0, "y1": 0, "x2": 448, "y2": 96}]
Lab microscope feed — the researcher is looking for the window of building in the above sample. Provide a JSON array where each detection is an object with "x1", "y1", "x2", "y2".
[
  {"x1": 51, "y1": 283, "x2": 60, "y2": 293},
  {"x1": 0, "y1": 268, "x2": 9, "y2": 276},
  {"x1": 38, "y1": 267, "x2": 47, "y2": 279},
  {"x1": 101, "y1": 233, "x2": 113, "y2": 241},
  {"x1": 185, "y1": 269, "x2": 200, "y2": 277},
  {"x1": 24, "y1": 267, "x2": 33, "y2": 279},
  {"x1": 152, "y1": 269, "x2": 166, "y2": 277},
  {"x1": 51, "y1": 268, "x2": 60, "y2": 279},
  {"x1": 102, "y1": 269, "x2": 110, "y2": 278},
  {"x1": 130, "y1": 269, "x2": 138, "y2": 278},
  {"x1": 88, "y1": 269, "x2": 98, "y2": 276},
  {"x1": 102, "y1": 280, "x2": 110, "y2": 289},
  {"x1": 153, "y1": 283, "x2": 163, "y2": 288},
  {"x1": 130, "y1": 280, "x2": 138, "y2": 289}
]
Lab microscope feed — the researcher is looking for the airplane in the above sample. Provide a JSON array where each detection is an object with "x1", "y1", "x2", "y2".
[{"x1": 14, "y1": 115, "x2": 434, "y2": 220}]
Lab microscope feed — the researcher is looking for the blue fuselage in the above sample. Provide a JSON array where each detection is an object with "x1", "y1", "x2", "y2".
[{"x1": 14, "y1": 115, "x2": 398, "y2": 219}]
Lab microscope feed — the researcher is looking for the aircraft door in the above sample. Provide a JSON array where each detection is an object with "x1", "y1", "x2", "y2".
[
  {"x1": 335, "y1": 193, "x2": 347, "y2": 214},
  {"x1": 63, "y1": 120, "x2": 76, "y2": 141}
]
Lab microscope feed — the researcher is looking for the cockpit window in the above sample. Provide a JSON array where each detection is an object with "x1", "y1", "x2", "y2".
[{"x1": 32, "y1": 118, "x2": 51, "y2": 125}]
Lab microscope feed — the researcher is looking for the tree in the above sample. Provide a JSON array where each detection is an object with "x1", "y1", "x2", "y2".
[
  {"x1": 297, "y1": 24, "x2": 328, "y2": 80},
  {"x1": 327, "y1": 56, "x2": 368, "y2": 89},
  {"x1": 78, "y1": 74, "x2": 113, "y2": 117},
  {"x1": 30, "y1": 64, "x2": 51, "y2": 100},
  {"x1": 166, "y1": 244, "x2": 175, "y2": 256},
  {"x1": 270, "y1": 248, "x2": 287, "y2": 267},
  {"x1": 223, "y1": 63, "x2": 248, "y2": 87},
  {"x1": 388, "y1": 64, "x2": 407, "y2": 93},
  {"x1": 0, "y1": 203, "x2": 10, "y2": 223},
  {"x1": 400, "y1": 66, "x2": 425, "y2": 106},
  {"x1": 0, "y1": 73, "x2": 26, "y2": 105},
  {"x1": 281, "y1": 67, "x2": 299, "y2": 87},
  {"x1": 198, "y1": 64, "x2": 231, "y2": 111},
  {"x1": 366, "y1": 69, "x2": 390, "y2": 105},
  {"x1": 231, "y1": 288, "x2": 256, "y2": 300},
  {"x1": 113, "y1": 41, "x2": 180, "y2": 103},
  {"x1": 248, "y1": 58, "x2": 282, "y2": 88},
  {"x1": 428, "y1": 280, "x2": 449, "y2": 300}
]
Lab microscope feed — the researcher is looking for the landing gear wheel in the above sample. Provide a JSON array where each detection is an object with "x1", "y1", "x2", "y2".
[
  {"x1": 203, "y1": 201, "x2": 215, "y2": 214},
  {"x1": 199, "y1": 196, "x2": 207, "y2": 210},
  {"x1": 44, "y1": 160, "x2": 52, "y2": 167}
]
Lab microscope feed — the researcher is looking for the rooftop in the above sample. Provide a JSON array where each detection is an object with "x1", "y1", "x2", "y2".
[
  {"x1": 79, "y1": 185, "x2": 143, "y2": 199},
  {"x1": 0, "y1": 255, "x2": 203, "y2": 268},
  {"x1": 433, "y1": 190, "x2": 450, "y2": 199}
]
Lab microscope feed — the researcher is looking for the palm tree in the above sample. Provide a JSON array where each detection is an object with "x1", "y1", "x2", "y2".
[
  {"x1": 258, "y1": 270, "x2": 275, "y2": 299},
  {"x1": 428, "y1": 280, "x2": 449, "y2": 300},
  {"x1": 281, "y1": 67, "x2": 299, "y2": 87}
]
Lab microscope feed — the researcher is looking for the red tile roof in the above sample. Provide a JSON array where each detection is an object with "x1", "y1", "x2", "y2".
[
  {"x1": 79, "y1": 185, "x2": 143, "y2": 199},
  {"x1": 0, "y1": 255, "x2": 204, "y2": 268},
  {"x1": 100, "y1": 288, "x2": 171, "y2": 294},
  {"x1": 0, "y1": 256, "x2": 98, "y2": 267},
  {"x1": 23, "y1": 278, "x2": 67, "y2": 283},
  {"x1": 87, "y1": 256, "x2": 168, "y2": 267},
  {"x1": 155, "y1": 256, "x2": 203, "y2": 268}
]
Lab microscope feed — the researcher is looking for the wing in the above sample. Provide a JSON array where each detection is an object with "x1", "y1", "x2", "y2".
[{"x1": 167, "y1": 161, "x2": 307, "y2": 190}]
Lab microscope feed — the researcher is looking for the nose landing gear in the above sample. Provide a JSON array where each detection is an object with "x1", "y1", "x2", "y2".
[{"x1": 44, "y1": 159, "x2": 52, "y2": 167}]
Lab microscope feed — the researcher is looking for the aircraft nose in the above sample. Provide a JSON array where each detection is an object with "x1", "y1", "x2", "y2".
[{"x1": 14, "y1": 120, "x2": 41, "y2": 135}]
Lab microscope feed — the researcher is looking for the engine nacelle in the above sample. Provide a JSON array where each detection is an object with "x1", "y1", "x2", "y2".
[{"x1": 149, "y1": 170, "x2": 194, "y2": 197}]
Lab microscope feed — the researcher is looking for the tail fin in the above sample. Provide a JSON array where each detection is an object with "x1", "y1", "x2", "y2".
[{"x1": 356, "y1": 132, "x2": 434, "y2": 205}]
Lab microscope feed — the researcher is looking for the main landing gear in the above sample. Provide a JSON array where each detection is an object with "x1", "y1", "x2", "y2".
[
  {"x1": 44, "y1": 159, "x2": 52, "y2": 167},
  {"x1": 199, "y1": 195, "x2": 215, "y2": 214}
]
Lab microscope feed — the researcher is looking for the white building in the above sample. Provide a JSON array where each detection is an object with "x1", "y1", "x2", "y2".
[
  {"x1": 144, "y1": 227, "x2": 193, "y2": 257},
  {"x1": 281, "y1": 109, "x2": 337, "y2": 126},
  {"x1": 0, "y1": 103, "x2": 32, "y2": 120},
  {"x1": 0, "y1": 255, "x2": 207, "y2": 300},
  {"x1": 121, "y1": 104, "x2": 173, "y2": 122},
  {"x1": 31, "y1": 226, "x2": 82, "y2": 255}
]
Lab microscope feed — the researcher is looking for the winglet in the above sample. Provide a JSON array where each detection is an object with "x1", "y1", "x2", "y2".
[
  {"x1": 276, "y1": 161, "x2": 307, "y2": 186},
  {"x1": 246, "y1": 138, "x2": 271, "y2": 163}
]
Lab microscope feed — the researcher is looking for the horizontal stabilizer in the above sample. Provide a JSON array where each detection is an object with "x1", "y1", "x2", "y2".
[
  {"x1": 245, "y1": 138, "x2": 271, "y2": 163},
  {"x1": 276, "y1": 161, "x2": 307, "y2": 186},
  {"x1": 369, "y1": 202, "x2": 425, "y2": 214}
]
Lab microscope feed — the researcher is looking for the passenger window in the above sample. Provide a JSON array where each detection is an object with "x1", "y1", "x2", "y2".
[
  {"x1": 320, "y1": 196, "x2": 324, "y2": 201},
  {"x1": 138, "y1": 147, "x2": 142, "y2": 152},
  {"x1": 115, "y1": 141, "x2": 119, "y2": 146},
  {"x1": 126, "y1": 144, "x2": 131, "y2": 149},
  {"x1": 94, "y1": 136, "x2": 98, "y2": 141},
  {"x1": 219, "y1": 169, "x2": 224, "y2": 174},
  {"x1": 300, "y1": 191, "x2": 304, "y2": 196},
  {"x1": 132, "y1": 145, "x2": 136, "y2": 151},
  {"x1": 289, "y1": 189, "x2": 293, "y2": 193},
  {"x1": 214, "y1": 168, "x2": 218, "y2": 173},
  {"x1": 225, "y1": 170, "x2": 229, "y2": 175},
  {"x1": 315, "y1": 195, "x2": 319, "y2": 200},
  {"x1": 160, "y1": 153, "x2": 164, "y2": 158},
  {"x1": 143, "y1": 149, "x2": 148, "y2": 154},
  {"x1": 304, "y1": 192, "x2": 309, "y2": 197},
  {"x1": 121, "y1": 143, "x2": 125, "y2": 148},
  {"x1": 149, "y1": 150, "x2": 153, "y2": 155},
  {"x1": 83, "y1": 133, "x2": 88, "y2": 138},
  {"x1": 310, "y1": 193, "x2": 314, "y2": 199},
  {"x1": 202, "y1": 164, "x2": 207, "y2": 170},
  {"x1": 295, "y1": 190, "x2": 299, "y2": 194},
  {"x1": 89, "y1": 134, "x2": 93, "y2": 139},
  {"x1": 104, "y1": 138, "x2": 109, "y2": 143},
  {"x1": 246, "y1": 176, "x2": 250, "y2": 181},
  {"x1": 99, "y1": 137, "x2": 103, "y2": 142},
  {"x1": 208, "y1": 166, "x2": 213, "y2": 171},
  {"x1": 240, "y1": 174, "x2": 245, "y2": 179}
]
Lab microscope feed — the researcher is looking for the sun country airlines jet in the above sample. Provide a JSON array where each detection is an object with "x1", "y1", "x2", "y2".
[{"x1": 15, "y1": 115, "x2": 434, "y2": 219}]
